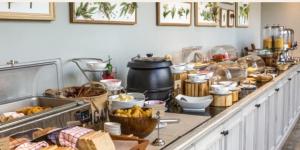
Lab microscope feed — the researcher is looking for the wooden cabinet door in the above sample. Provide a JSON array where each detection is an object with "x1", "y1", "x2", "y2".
[
  {"x1": 267, "y1": 91, "x2": 276, "y2": 150},
  {"x1": 242, "y1": 100, "x2": 257, "y2": 150},
  {"x1": 223, "y1": 113, "x2": 243, "y2": 150},
  {"x1": 297, "y1": 71, "x2": 300, "y2": 112},
  {"x1": 275, "y1": 84, "x2": 284, "y2": 145},
  {"x1": 282, "y1": 80, "x2": 289, "y2": 132},
  {"x1": 290, "y1": 73, "x2": 298, "y2": 117},
  {"x1": 256, "y1": 96, "x2": 268, "y2": 150},
  {"x1": 288, "y1": 75, "x2": 295, "y2": 124},
  {"x1": 195, "y1": 126, "x2": 225, "y2": 150}
]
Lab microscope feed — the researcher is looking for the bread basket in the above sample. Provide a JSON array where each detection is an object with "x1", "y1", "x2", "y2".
[{"x1": 109, "y1": 108, "x2": 157, "y2": 138}]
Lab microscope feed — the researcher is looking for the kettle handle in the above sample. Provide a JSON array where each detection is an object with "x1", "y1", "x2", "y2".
[{"x1": 131, "y1": 54, "x2": 141, "y2": 61}]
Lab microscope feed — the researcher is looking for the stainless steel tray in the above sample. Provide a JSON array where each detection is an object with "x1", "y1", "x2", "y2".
[{"x1": 0, "y1": 97, "x2": 90, "y2": 137}]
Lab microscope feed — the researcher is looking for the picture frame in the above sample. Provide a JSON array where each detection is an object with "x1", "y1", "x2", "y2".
[
  {"x1": 235, "y1": 2, "x2": 250, "y2": 28},
  {"x1": 220, "y1": 2, "x2": 235, "y2": 5},
  {"x1": 0, "y1": 2, "x2": 55, "y2": 21},
  {"x1": 220, "y1": 8, "x2": 227, "y2": 27},
  {"x1": 227, "y1": 10, "x2": 235, "y2": 27},
  {"x1": 70, "y1": 2, "x2": 137, "y2": 25},
  {"x1": 156, "y1": 2, "x2": 192, "y2": 26},
  {"x1": 195, "y1": 2, "x2": 219, "y2": 27}
]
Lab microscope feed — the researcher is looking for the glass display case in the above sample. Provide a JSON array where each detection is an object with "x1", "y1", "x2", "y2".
[{"x1": 237, "y1": 55, "x2": 266, "y2": 74}]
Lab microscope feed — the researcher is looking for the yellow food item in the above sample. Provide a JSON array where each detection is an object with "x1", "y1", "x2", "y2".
[
  {"x1": 275, "y1": 37, "x2": 284, "y2": 49},
  {"x1": 263, "y1": 38, "x2": 272, "y2": 49},
  {"x1": 247, "y1": 67, "x2": 257, "y2": 73},
  {"x1": 115, "y1": 94, "x2": 134, "y2": 102},
  {"x1": 17, "y1": 106, "x2": 50, "y2": 116},
  {"x1": 113, "y1": 105, "x2": 152, "y2": 118}
]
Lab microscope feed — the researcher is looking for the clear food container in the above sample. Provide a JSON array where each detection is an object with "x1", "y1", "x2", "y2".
[{"x1": 237, "y1": 55, "x2": 266, "y2": 74}]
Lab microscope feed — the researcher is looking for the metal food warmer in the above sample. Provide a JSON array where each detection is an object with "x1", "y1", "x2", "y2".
[{"x1": 0, "y1": 59, "x2": 90, "y2": 137}]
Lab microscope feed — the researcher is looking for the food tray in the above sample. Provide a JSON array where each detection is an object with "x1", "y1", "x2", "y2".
[
  {"x1": 0, "y1": 59, "x2": 91, "y2": 137},
  {"x1": 0, "y1": 97, "x2": 90, "y2": 137}
]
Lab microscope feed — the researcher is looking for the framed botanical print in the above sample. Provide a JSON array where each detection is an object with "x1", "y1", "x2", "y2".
[
  {"x1": 156, "y1": 2, "x2": 192, "y2": 26},
  {"x1": 235, "y1": 2, "x2": 250, "y2": 27},
  {"x1": 70, "y1": 2, "x2": 137, "y2": 25},
  {"x1": 0, "y1": 2, "x2": 55, "y2": 21},
  {"x1": 227, "y1": 10, "x2": 235, "y2": 27},
  {"x1": 195, "y1": 2, "x2": 219, "y2": 27},
  {"x1": 220, "y1": 8, "x2": 227, "y2": 27}
]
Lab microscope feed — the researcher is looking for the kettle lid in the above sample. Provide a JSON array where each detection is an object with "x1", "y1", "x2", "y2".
[{"x1": 128, "y1": 53, "x2": 172, "y2": 69}]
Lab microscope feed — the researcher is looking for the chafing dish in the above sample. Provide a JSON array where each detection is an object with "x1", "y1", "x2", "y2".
[{"x1": 0, "y1": 59, "x2": 91, "y2": 137}]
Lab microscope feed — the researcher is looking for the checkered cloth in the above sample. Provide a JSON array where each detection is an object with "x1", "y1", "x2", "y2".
[
  {"x1": 58, "y1": 126, "x2": 93, "y2": 149},
  {"x1": 9, "y1": 138, "x2": 30, "y2": 150},
  {"x1": 15, "y1": 141, "x2": 49, "y2": 150}
]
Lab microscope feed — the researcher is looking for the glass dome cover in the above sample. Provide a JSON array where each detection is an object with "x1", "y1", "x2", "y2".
[
  {"x1": 237, "y1": 55, "x2": 266, "y2": 74},
  {"x1": 209, "y1": 45, "x2": 238, "y2": 62},
  {"x1": 219, "y1": 61, "x2": 247, "y2": 82},
  {"x1": 209, "y1": 63, "x2": 233, "y2": 83}
]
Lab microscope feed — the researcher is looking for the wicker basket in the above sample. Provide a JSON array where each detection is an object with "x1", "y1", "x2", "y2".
[
  {"x1": 45, "y1": 82, "x2": 108, "y2": 122},
  {"x1": 109, "y1": 111, "x2": 157, "y2": 138}
]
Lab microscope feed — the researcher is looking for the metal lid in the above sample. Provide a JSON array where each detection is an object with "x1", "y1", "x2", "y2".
[
  {"x1": 0, "y1": 59, "x2": 63, "y2": 104},
  {"x1": 127, "y1": 54, "x2": 172, "y2": 69}
]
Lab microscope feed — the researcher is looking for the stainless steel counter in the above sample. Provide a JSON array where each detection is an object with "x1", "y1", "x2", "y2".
[{"x1": 148, "y1": 64, "x2": 300, "y2": 150}]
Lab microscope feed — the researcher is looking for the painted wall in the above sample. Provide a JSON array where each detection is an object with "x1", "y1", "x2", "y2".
[
  {"x1": 0, "y1": 2, "x2": 261, "y2": 86},
  {"x1": 261, "y1": 2, "x2": 300, "y2": 56}
]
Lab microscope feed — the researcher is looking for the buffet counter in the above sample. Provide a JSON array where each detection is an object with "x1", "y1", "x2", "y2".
[{"x1": 147, "y1": 64, "x2": 300, "y2": 150}]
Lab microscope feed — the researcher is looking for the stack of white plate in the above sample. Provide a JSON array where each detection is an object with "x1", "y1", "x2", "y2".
[{"x1": 104, "y1": 122, "x2": 121, "y2": 135}]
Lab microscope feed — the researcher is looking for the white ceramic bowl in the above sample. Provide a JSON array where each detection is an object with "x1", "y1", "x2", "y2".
[
  {"x1": 100, "y1": 79, "x2": 122, "y2": 90},
  {"x1": 171, "y1": 64, "x2": 186, "y2": 73},
  {"x1": 175, "y1": 94, "x2": 213, "y2": 110},
  {"x1": 109, "y1": 93, "x2": 145, "y2": 111},
  {"x1": 188, "y1": 74, "x2": 206, "y2": 82},
  {"x1": 211, "y1": 84, "x2": 230, "y2": 94}
]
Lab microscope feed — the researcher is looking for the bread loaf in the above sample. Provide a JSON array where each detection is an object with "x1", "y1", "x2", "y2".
[{"x1": 78, "y1": 131, "x2": 115, "y2": 150}]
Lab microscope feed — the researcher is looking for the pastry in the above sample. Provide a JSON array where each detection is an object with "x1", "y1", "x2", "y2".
[
  {"x1": 17, "y1": 106, "x2": 50, "y2": 115},
  {"x1": 32, "y1": 127, "x2": 56, "y2": 139}
]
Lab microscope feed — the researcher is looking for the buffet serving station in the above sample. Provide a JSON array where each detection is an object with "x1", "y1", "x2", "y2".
[{"x1": 0, "y1": 36, "x2": 299, "y2": 149}]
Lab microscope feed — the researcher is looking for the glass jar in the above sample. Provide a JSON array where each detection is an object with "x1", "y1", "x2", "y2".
[
  {"x1": 283, "y1": 28, "x2": 294, "y2": 50},
  {"x1": 263, "y1": 25, "x2": 272, "y2": 49},
  {"x1": 257, "y1": 49, "x2": 274, "y2": 66},
  {"x1": 271, "y1": 25, "x2": 284, "y2": 50}
]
